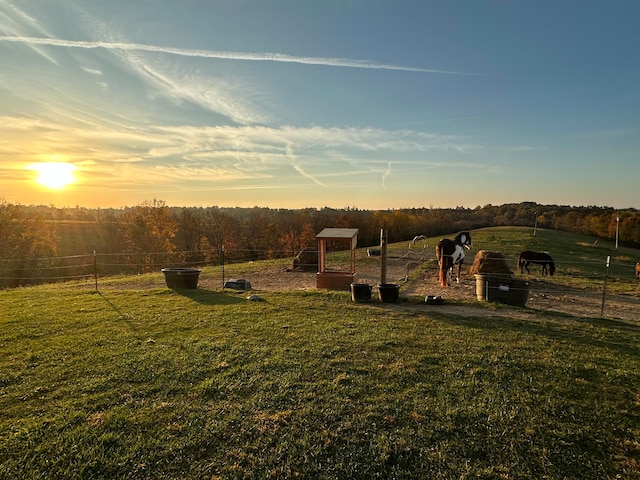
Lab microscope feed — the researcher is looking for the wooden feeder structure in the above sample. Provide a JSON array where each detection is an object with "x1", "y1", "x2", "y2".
[{"x1": 315, "y1": 227, "x2": 359, "y2": 290}]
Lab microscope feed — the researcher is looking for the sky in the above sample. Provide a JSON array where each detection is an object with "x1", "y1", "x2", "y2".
[{"x1": 1, "y1": 1, "x2": 639, "y2": 211}]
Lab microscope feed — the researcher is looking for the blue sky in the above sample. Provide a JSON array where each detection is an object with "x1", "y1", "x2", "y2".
[{"x1": 1, "y1": 1, "x2": 638, "y2": 210}]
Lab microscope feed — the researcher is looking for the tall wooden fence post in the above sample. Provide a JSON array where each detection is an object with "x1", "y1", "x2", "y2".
[{"x1": 380, "y1": 229, "x2": 388, "y2": 285}]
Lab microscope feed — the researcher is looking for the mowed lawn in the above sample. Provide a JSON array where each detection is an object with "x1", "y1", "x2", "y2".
[{"x1": 1, "y1": 274, "x2": 640, "y2": 478}]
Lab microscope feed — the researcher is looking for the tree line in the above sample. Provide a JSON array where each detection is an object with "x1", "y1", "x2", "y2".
[{"x1": 1, "y1": 199, "x2": 638, "y2": 288}]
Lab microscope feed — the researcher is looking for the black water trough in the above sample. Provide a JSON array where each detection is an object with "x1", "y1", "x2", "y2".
[{"x1": 162, "y1": 268, "x2": 201, "y2": 289}]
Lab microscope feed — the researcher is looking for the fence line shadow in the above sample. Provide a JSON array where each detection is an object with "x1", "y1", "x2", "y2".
[{"x1": 162, "y1": 287, "x2": 246, "y2": 305}]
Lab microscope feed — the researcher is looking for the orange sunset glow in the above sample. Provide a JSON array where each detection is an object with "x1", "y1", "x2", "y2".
[{"x1": 30, "y1": 162, "x2": 76, "y2": 190}]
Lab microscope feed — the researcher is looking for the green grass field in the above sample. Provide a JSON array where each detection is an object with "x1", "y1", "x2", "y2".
[{"x1": 1, "y1": 227, "x2": 640, "y2": 479}]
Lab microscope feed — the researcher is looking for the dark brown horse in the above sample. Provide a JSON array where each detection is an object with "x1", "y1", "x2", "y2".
[
  {"x1": 518, "y1": 250, "x2": 555, "y2": 276},
  {"x1": 436, "y1": 231, "x2": 472, "y2": 287}
]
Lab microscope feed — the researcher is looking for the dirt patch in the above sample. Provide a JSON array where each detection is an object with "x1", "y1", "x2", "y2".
[
  {"x1": 402, "y1": 270, "x2": 640, "y2": 325},
  {"x1": 203, "y1": 261, "x2": 640, "y2": 326}
]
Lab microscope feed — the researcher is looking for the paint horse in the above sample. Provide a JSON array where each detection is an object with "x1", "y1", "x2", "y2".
[
  {"x1": 518, "y1": 250, "x2": 555, "y2": 276},
  {"x1": 635, "y1": 262, "x2": 640, "y2": 279},
  {"x1": 436, "y1": 231, "x2": 472, "y2": 287}
]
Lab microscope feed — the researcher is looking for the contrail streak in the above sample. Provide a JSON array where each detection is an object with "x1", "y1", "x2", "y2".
[
  {"x1": 382, "y1": 161, "x2": 392, "y2": 190},
  {"x1": 0, "y1": 36, "x2": 480, "y2": 75}
]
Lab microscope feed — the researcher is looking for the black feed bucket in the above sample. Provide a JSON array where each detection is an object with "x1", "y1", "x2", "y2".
[
  {"x1": 162, "y1": 268, "x2": 201, "y2": 289},
  {"x1": 377, "y1": 283, "x2": 400, "y2": 303},
  {"x1": 350, "y1": 283, "x2": 372, "y2": 303}
]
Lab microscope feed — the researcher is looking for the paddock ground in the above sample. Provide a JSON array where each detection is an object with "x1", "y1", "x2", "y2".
[{"x1": 189, "y1": 258, "x2": 640, "y2": 326}]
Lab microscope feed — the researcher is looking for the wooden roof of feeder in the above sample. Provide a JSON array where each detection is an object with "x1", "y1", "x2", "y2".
[
  {"x1": 316, "y1": 228, "x2": 359, "y2": 241},
  {"x1": 316, "y1": 228, "x2": 359, "y2": 252}
]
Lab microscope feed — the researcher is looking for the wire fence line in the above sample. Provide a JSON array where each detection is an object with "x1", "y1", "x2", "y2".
[
  {"x1": 0, "y1": 247, "x2": 638, "y2": 297},
  {"x1": 0, "y1": 241, "x2": 431, "y2": 286},
  {"x1": 1, "y1": 246, "x2": 638, "y2": 322}
]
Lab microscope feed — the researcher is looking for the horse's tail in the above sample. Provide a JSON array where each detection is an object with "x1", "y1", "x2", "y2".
[{"x1": 436, "y1": 243, "x2": 447, "y2": 287}]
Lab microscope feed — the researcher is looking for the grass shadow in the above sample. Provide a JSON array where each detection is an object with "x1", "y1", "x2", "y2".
[
  {"x1": 578, "y1": 316, "x2": 640, "y2": 333},
  {"x1": 161, "y1": 287, "x2": 246, "y2": 305},
  {"x1": 426, "y1": 307, "x2": 640, "y2": 358},
  {"x1": 97, "y1": 291, "x2": 129, "y2": 319}
]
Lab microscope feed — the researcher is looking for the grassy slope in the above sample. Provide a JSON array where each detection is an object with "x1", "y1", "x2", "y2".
[{"x1": 1, "y1": 227, "x2": 639, "y2": 479}]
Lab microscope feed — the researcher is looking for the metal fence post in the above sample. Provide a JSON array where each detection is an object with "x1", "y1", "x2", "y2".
[
  {"x1": 600, "y1": 255, "x2": 610, "y2": 317},
  {"x1": 94, "y1": 250, "x2": 98, "y2": 292}
]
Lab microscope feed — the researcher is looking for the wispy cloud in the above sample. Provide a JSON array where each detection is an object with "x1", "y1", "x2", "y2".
[
  {"x1": 0, "y1": 2, "x2": 58, "y2": 63},
  {"x1": 502, "y1": 145, "x2": 547, "y2": 152},
  {"x1": 1, "y1": 117, "x2": 480, "y2": 187},
  {"x1": 113, "y1": 51, "x2": 269, "y2": 125},
  {"x1": 382, "y1": 162, "x2": 392, "y2": 190},
  {"x1": 0, "y1": 35, "x2": 483, "y2": 75},
  {"x1": 568, "y1": 127, "x2": 636, "y2": 140}
]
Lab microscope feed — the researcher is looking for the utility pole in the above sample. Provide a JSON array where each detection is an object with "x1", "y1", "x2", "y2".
[
  {"x1": 615, "y1": 213, "x2": 619, "y2": 250},
  {"x1": 533, "y1": 212, "x2": 538, "y2": 237}
]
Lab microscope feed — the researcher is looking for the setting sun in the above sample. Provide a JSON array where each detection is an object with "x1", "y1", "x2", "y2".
[{"x1": 31, "y1": 162, "x2": 76, "y2": 189}]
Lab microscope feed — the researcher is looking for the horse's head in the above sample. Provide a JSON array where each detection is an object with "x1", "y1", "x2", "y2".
[{"x1": 457, "y1": 231, "x2": 472, "y2": 250}]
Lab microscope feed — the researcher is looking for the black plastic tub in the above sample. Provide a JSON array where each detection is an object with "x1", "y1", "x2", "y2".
[
  {"x1": 161, "y1": 268, "x2": 201, "y2": 289},
  {"x1": 350, "y1": 283, "x2": 372, "y2": 302},
  {"x1": 475, "y1": 274, "x2": 529, "y2": 307},
  {"x1": 377, "y1": 283, "x2": 400, "y2": 303}
]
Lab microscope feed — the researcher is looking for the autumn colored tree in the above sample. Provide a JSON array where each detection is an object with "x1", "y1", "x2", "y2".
[
  {"x1": 2, "y1": 202, "x2": 639, "y2": 290},
  {"x1": 121, "y1": 200, "x2": 178, "y2": 272},
  {"x1": 197, "y1": 207, "x2": 239, "y2": 263},
  {"x1": 279, "y1": 221, "x2": 317, "y2": 257},
  {"x1": 239, "y1": 208, "x2": 280, "y2": 260},
  {"x1": 174, "y1": 208, "x2": 207, "y2": 264},
  {"x1": 0, "y1": 201, "x2": 57, "y2": 287}
]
